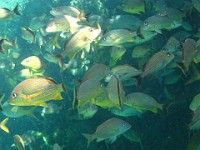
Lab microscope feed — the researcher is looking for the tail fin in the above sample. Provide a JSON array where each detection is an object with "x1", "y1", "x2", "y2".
[
  {"x1": 82, "y1": 133, "x2": 94, "y2": 147},
  {"x1": 12, "y1": 37, "x2": 18, "y2": 49},
  {"x1": 27, "y1": 107, "x2": 38, "y2": 120},
  {"x1": 185, "y1": 63, "x2": 200, "y2": 85},
  {"x1": 13, "y1": 4, "x2": 22, "y2": 16},
  {"x1": 0, "y1": 93, "x2": 5, "y2": 111},
  {"x1": 0, "y1": 118, "x2": 9, "y2": 133}
]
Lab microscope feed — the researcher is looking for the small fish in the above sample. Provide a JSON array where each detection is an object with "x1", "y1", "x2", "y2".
[
  {"x1": 98, "y1": 29, "x2": 136, "y2": 46},
  {"x1": 78, "y1": 104, "x2": 98, "y2": 119},
  {"x1": 178, "y1": 38, "x2": 197, "y2": 73},
  {"x1": 109, "y1": 46, "x2": 126, "y2": 67},
  {"x1": 21, "y1": 28, "x2": 36, "y2": 43},
  {"x1": 190, "y1": 94, "x2": 200, "y2": 112},
  {"x1": 158, "y1": 7, "x2": 185, "y2": 22},
  {"x1": 13, "y1": 134, "x2": 25, "y2": 150},
  {"x1": 0, "y1": 38, "x2": 18, "y2": 54},
  {"x1": 138, "y1": 15, "x2": 173, "y2": 36},
  {"x1": 132, "y1": 44, "x2": 151, "y2": 58},
  {"x1": 29, "y1": 14, "x2": 46, "y2": 31},
  {"x1": 189, "y1": 106, "x2": 200, "y2": 130},
  {"x1": 124, "y1": 92, "x2": 163, "y2": 113},
  {"x1": 50, "y1": 6, "x2": 86, "y2": 21},
  {"x1": 40, "y1": 102, "x2": 61, "y2": 116},
  {"x1": 18, "y1": 68, "x2": 44, "y2": 79},
  {"x1": 192, "y1": 0, "x2": 200, "y2": 12},
  {"x1": 0, "y1": 4, "x2": 22, "y2": 19},
  {"x1": 111, "y1": 104, "x2": 143, "y2": 117},
  {"x1": 77, "y1": 79, "x2": 105, "y2": 106},
  {"x1": 56, "y1": 25, "x2": 101, "y2": 70},
  {"x1": 53, "y1": 143, "x2": 62, "y2": 150},
  {"x1": 21, "y1": 56, "x2": 44, "y2": 71},
  {"x1": 45, "y1": 15, "x2": 83, "y2": 33},
  {"x1": 110, "y1": 65, "x2": 142, "y2": 81},
  {"x1": 82, "y1": 64, "x2": 110, "y2": 82},
  {"x1": 8, "y1": 77, "x2": 66, "y2": 107},
  {"x1": 122, "y1": 0, "x2": 145, "y2": 14},
  {"x1": 107, "y1": 75, "x2": 125, "y2": 108},
  {"x1": 141, "y1": 51, "x2": 174, "y2": 78},
  {"x1": 82, "y1": 118, "x2": 131, "y2": 147},
  {"x1": 0, "y1": 117, "x2": 9, "y2": 133},
  {"x1": 162, "y1": 36, "x2": 180, "y2": 53}
]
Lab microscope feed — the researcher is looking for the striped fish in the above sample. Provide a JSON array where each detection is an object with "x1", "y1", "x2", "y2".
[
  {"x1": 8, "y1": 78, "x2": 65, "y2": 107},
  {"x1": 141, "y1": 51, "x2": 174, "y2": 78}
]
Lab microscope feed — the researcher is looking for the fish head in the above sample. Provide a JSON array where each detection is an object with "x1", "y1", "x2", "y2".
[
  {"x1": 8, "y1": 92, "x2": 28, "y2": 106},
  {"x1": 85, "y1": 26, "x2": 101, "y2": 41},
  {"x1": 118, "y1": 120, "x2": 131, "y2": 133},
  {"x1": 163, "y1": 51, "x2": 175, "y2": 63},
  {"x1": 45, "y1": 21, "x2": 57, "y2": 33},
  {"x1": 21, "y1": 56, "x2": 42, "y2": 69}
]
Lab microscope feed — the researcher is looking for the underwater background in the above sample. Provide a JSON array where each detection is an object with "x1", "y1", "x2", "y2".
[{"x1": 0, "y1": 0, "x2": 200, "y2": 150}]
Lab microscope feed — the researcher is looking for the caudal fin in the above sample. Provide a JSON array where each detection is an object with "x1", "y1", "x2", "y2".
[
  {"x1": 0, "y1": 118, "x2": 9, "y2": 133},
  {"x1": 13, "y1": 4, "x2": 22, "y2": 16},
  {"x1": 82, "y1": 133, "x2": 94, "y2": 147}
]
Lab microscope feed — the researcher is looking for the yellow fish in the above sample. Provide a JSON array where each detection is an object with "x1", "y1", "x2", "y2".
[{"x1": 8, "y1": 77, "x2": 65, "y2": 107}]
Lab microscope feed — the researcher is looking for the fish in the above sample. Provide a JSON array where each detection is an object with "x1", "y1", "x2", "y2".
[
  {"x1": 45, "y1": 15, "x2": 83, "y2": 33},
  {"x1": 82, "y1": 64, "x2": 110, "y2": 82},
  {"x1": 0, "y1": 118, "x2": 9, "y2": 133},
  {"x1": 21, "y1": 56, "x2": 44, "y2": 71},
  {"x1": 107, "y1": 15, "x2": 142, "y2": 32},
  {"x1": 109, "y1": 46, "x2": 126, "y2": 67},
  {"x1": 18, "y1": 68, "x2": 44, "y2": 79},
  {"x1": 122, "y1": 0, "x2": 145, "y2": 14},
  {"x1": 178, "y1": 38, "x2": 197, "y2": 73},
  {"x1": 29, "y1": 14, "x2": 46, "y2": 31},
  {"x1": 158, "y1": 7, "x2": 185, "y2": 22},
  {"x1": 190, "y1": 94, "x2": 200, "y2": 112},
  {"x1": 53, "y1": 143, "x2": 62, "y2": 150},
  {"x1": 8, "y1": 77, "x2": 66, "y2": 107},
  {"x1": 138, "y1": 15, "x2": 173, "y2": 35},
  {"x1": 132, "y1": 44, "x2": 151, "y2": 58},
  {"x1": 124, "y1": 92, "x2": 163, "y2": 113},
  {"x1": 107, "y1": 75, "x2": 125, "y2": 108},
  {"x1": 110, "y1": 64, "x2": 142, "y2": 81},
  {"x1": 189, "y1": 106, "x2": 200, "y2": 130},
  {"x1": 56, "y1": 25, "x2": 101, "y2": 70},
  {"x1": 111, "y1": 104, "x2": 143, "y2": 117},
  {"x1": 162, "y1": 36, "x2": 180, "y2": 53},
  {"x1": 40, "y1": 102, "x2": 62, "y2": 116},
  {"x1": 13, "y1": 135, "x2": 25, "y2": 150},
  {"x1": 141, "y1": 51, "x2": 175, "y2": 78},
  {"x1": 98, "y1": 29, "x2": 136, "y2": 46},
  {"x1": 0, "y1": 4, "x2": 22, "y2": 19},
  {"x1": 50, "y1": 6, "x2": 86, "y2": 21},
  {"x1": 21, "y1": 27, "x2": 36, "y2": 43},
  {"x1": 77, "y1": 104, "x2": 98, "y2": 119},
  {"x1": 77, "y1": 79, "x2": 105, "y2": 106},
  {"x1": 82, "y1": 118, "x2": 131, "y2": 146},
  {"x1": 192, "y1": 0, "x2": 200, "y2": 12},
  {"x1": 0, "y1": 38, "x2": 18, "y2": 54},
  {"x1": 2, "y1": 101, "x2": 37, "y2": 119}
]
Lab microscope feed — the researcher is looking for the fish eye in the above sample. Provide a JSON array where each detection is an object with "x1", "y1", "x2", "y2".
[
  {"x1": 144, "y1": 21, "x2": 149, "y2": 26},
  {"x1": 26, "y1": 59, "x2": 29, "y2": 62},
  {"x1": 12, "y1": 93, "x2": 17, "y2": 98},
  {"x1": 166, "y1": 52, "x2": 171, "y2": 57},
  {"x1": 122, "y1": 122, "x2": 127, "y2": 127},
  {"x1": 89, "y1": 28, "x2": 94, "y2": 32}
]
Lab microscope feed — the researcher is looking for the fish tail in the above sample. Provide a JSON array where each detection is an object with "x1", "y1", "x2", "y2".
[
  {"x1": 54, "y1": 54, "x2": 72, "y2": 72},
  {"x1": 13, "y1": 4, "x2": 22, "y2": 16},
  {"x1": 176, "y1": 62, "x2": 187, "y2": 77},
  {"x1": 82, "y1": 133, "x2": 94, "y2": 147},
  {"x1": 12, "y1": 37, "x2": 18, "y2": 49},
  {"x1": 0, "y1": 93, "x2": 5, "y2": 111},
  {"x1": 0, "y1": 39, "x2": 5, "y2": 54},
  {"x1": 185, "y1": 63, "x2": 200, "y2": 85},
  {"x1": 0, "y1": 118, "x2": 9, "y2": 133}
]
